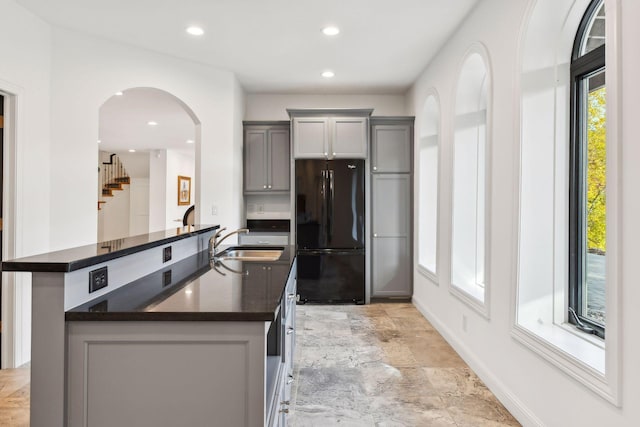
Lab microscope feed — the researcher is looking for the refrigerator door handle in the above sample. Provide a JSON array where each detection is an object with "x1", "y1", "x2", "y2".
[
  {"x1": 320, "y1": 169, "x2": 327, "y2": 247},
  {"x1": 327, "y1": 169, "x2": 334, "y2": 244}
]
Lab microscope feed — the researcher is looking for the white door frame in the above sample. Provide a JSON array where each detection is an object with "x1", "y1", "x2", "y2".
[{"x1": 1, "y1": 80, "x2": 28, "y2": 369}]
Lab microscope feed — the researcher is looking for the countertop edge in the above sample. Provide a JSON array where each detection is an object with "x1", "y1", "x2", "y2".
[
  {"x1": 64, "y1": 311, "x2": 276, "y2": 322},
  {"x1": 2, "y1": 225, "x2": 220, "y2": 273}
]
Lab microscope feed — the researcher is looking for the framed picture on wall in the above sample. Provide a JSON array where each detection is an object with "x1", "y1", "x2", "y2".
[{"x1": 178, "y1": 175, "x2": 191, "y2": 206}]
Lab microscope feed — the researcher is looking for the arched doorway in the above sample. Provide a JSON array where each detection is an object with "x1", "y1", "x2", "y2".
[{"x1": 97, "y1": 88, "x2": 200, "y2": 241}]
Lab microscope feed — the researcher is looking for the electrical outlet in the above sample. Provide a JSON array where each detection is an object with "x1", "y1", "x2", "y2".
[
  {"x1": 258, "y1": 204, "x2": 264, "y2": 213},
  {"x1": 89, "y1": 266, "x2": 108, "y2": 293},
  {"x1": 163, "y1": 246, "x2": 172, "y2": 263},
  {"x1": 163, "y1": 270, "x2": 172, "y2": 287},
  {"x1": 212, "y1": 205, "x2": 218, "y2": 215}
]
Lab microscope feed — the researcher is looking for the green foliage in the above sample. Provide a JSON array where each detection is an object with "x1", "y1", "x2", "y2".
[{"x1": 586, "y1": 86, "x2": 606, "y2": 253}]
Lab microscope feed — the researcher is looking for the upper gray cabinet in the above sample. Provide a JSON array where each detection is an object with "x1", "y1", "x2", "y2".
[
  {"x1": 291, "y1": 117, "x2": 329, "y2": 158},
  {"x1": 289, "y1": 109, "x2": 372, "y2": 159},
  {"x1": 332, "y1": 117, "x2": 368, "y2": 158},
  {"x1": 244, "y1": 122, "x2": 290, "y2": 194},
  {"x1": 370, "y1": 118, "x2": 414, "y2": 173}
]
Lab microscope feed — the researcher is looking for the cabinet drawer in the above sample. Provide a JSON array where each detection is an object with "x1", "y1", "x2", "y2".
[{"x1": 238, "y1": 233, "x2": 289, "y2": 245}]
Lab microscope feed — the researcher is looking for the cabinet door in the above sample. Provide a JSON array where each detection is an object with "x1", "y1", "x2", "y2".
[
  {"x1": 371, "y1": 124, "x2": 412, "y2": 173},
  {"x1": 293, "y1": 117, "x2": 329, "y2": 158},
  {"x1": 371, "y1": 174, "x2": 412, "y2": 297},
  {"x1": 244, "y1": 129, "x2": 268, "y2": 192},
  {"x1": 331, "y1": 117, "x2": 368, "y2": 158},
  {"x1": 269, "y1": 128, "x2": 290, "y2": 191}
]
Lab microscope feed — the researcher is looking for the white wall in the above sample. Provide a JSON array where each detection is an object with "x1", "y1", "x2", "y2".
[
  {"x1": 408, "y1": 0, "x2": 639, "y2": 425},
  {"x1": 129, "y1": 178, "x2": 149, "y2": 236},
  {"x1": 0, "y1": 0, "x2": 52, "y2": 368},
  {"x1": 49, "y1": 27, "x2": 245, "y2": 250},
  {"x1": 148, "y1": 150, "x2": 167, "y2": 232},
  {"x1": 165, "y1": 149, "x2": 196, "y2": 230},
  {"x1": 244, "y1": 93, "x2": 406, "y2": 120},
  {"x1": 98, "y1": 186, "x2": 131, "y2": 241}
]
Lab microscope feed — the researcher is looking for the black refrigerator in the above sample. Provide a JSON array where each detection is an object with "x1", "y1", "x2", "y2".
[{"x1": 295, "y1": 159, "x2": 365, "y2": 304}]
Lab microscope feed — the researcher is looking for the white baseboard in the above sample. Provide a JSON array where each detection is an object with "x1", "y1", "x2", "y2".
[{"x1": 412, "y1": 296, "x2": 546, "y2": 427}]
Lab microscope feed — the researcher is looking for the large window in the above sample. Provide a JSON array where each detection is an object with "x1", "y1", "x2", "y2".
[
  {"x1": 569, "y1": 0, "x2": 606, "y2": 338},
  {"x1": 451, "y1": 49, "x2": 490, "y2": 314}
]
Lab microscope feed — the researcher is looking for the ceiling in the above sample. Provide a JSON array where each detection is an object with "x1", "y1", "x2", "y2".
[
  {"x1": 17, "y1": 0, "x2": 479, "y2": 94},
  {"x1": 99, "y1": 87, "x2": 195, "y2": 152}
]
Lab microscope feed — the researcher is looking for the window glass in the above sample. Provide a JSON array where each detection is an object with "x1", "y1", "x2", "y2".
[
  {"x1": 579, "y1": 2, "x2": 605, "y2": 56},
  {"x1": 582, "y1": 68, "x2": 606, "y2": 326}
]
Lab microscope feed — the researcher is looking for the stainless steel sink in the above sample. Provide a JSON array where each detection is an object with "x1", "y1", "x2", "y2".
[{"x1": 215, "y1": 246, "x2": 284, "y2": 261}]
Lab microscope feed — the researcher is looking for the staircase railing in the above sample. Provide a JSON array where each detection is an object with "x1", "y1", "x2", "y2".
[{"x1": 98, "y1": 153, "x2": 131, "y2": 209}]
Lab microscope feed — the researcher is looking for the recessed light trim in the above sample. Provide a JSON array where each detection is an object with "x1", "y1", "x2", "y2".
[
  {"x1": 128, "y1": 149, "x2": 136, "y2": 153},
  {"x1": 147, "y1": 121, "x2": 158, "y2": 126},
  {"x1": 186, "y1": 139, "x2": 194, "y2": 144},
  {"x1": 97, "y1": 139, "x2": 101, "y2": 144},
  {"x1": 322, "y1": 70, "x2": 335, "y2": 78},
  {"x1": 186, "y1": 26, "x2": 204, "y2": 36},
  {"x1": 114, "y1": 91, "x2": 123, "y2": 96},
  {"x1": 322, "y1": 26, "x2": 340, "y2": 36}
]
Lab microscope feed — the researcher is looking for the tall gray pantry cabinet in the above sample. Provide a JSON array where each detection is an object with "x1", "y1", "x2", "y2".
[{"x1": 370, "y1": 117, "x2": 414, "y2": 298}]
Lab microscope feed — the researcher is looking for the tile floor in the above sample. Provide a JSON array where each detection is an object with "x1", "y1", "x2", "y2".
[
  {"x1": 0, "y1": 303, "x2": 519, "y2": 427},
  {"x1": 0, "y1": 363, "x2": 29, "y2": 426},
  {"x1": 289, "y1": 303, "x2": 520, "y2": 426}
]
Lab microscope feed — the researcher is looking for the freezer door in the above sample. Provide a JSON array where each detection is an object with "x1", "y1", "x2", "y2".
[
  {"x1": 296, "y1": 250, "x2": 365, "y2": 304},
  {"x1": 325, "y1": 159, "x2": 365, "y2": 249}
]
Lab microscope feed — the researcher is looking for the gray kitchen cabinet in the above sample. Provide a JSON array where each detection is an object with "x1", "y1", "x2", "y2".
[
  {"x1": 371, "y1": 174, "x2": 412, "y2": 298},
  {"x1": 371, "y1": 122, "x2": 412, "y2": 173},
  {"x1": 292, "y1": 117, "x2": 329, "y2": 158},
  {"x1": 332, "y1": 117, "x2": 368, "y2": 158},
  {"x1": 370, "y1": 116, "x2": 414, "y2": 299},
  {"x1": 244, "y1": 122, "x2": 290, "y2": 193},
  {"x1": 290, "y1": 110, "x2": 372, "y2": 159}
]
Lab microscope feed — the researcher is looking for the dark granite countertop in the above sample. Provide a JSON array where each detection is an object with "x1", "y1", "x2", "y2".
[
  {"x1": 65, "y1": 245, "x2": 296, "y2": 322},
  {"x1": 1, "y1": 225, "x2": 220, "y2": 273},
  {"x1": 246, "y1": 219, "x2": 290, "y2": 232}
]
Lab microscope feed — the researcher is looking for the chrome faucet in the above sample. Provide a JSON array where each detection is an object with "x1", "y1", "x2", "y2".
[{"x1": 209, "y1": 227, "x2": 249, "y2": 257}]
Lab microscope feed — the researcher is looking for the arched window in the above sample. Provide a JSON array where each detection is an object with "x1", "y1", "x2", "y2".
[
  {"x1": 451, "y1": 47, "x2": 491, "y2": 314},
  {"x1": 418, "y1": 93, "x2": 440, "y2": 278},
  {"x1": 569, "y1": 0, "x2": 606, "y2": 338}
]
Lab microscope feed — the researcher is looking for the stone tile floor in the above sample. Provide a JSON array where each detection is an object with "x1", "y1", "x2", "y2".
[
  {"x1": 0, "y1": 363, "x2": 29, "y2": 426},
  {"x1": 289, "y1": 303, "x2": 520, "y2": 426},
  {"x1": 0, "y1": 303, "x2": 519, "y2": 426}
]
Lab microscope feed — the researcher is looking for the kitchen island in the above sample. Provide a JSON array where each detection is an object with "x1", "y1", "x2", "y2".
[{"x1": 2, "y1": 226, "x2": 297, "y2": 427}]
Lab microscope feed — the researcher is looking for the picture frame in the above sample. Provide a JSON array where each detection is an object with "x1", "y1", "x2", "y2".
[{"x1": 178, "y1": 175, "x2": 191, "y2": 206}]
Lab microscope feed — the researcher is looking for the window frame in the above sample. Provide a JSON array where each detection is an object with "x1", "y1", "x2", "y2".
[{"x1": 568, "y1": 0, "x2": 606, "y2": 339}]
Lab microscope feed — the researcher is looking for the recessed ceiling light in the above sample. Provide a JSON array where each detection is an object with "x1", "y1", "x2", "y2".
[
  {"x1": 147, "y1": 121, "x2": 158, "y2": 126},
  {"x1": 97, "y1": 139, "x2": 101, "y2": 144},
  {"x1": 322, "y1": 70, "x2": 335, "y2": 78},
  {"x1": 114, "y1": 91, "x2": 123, "y2": 96},
  {"x1": 185, "y1": 289, "x2": 193, "y2": 295},
  {"x1": 322, "y1": 26, "x2": 340, "y2": 36},
  {"x1": 186, "y1": 139, "x2": 194, "y2": 144},
  {"x1": 128, "y1": 149, "x2": 136, "y2": 153},
  {"x1": 186, "y1": 26, "x2": 204, "y2": 36}
]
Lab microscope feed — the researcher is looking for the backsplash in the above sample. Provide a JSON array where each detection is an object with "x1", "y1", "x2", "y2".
[{"x1": 245, "y1": 194, "x2": 291, "y2": 220}]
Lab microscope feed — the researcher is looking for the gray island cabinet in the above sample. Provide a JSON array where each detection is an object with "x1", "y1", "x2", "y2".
[{"x1": 2, "y1": 226, "x2": 297, "y2": 427}]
